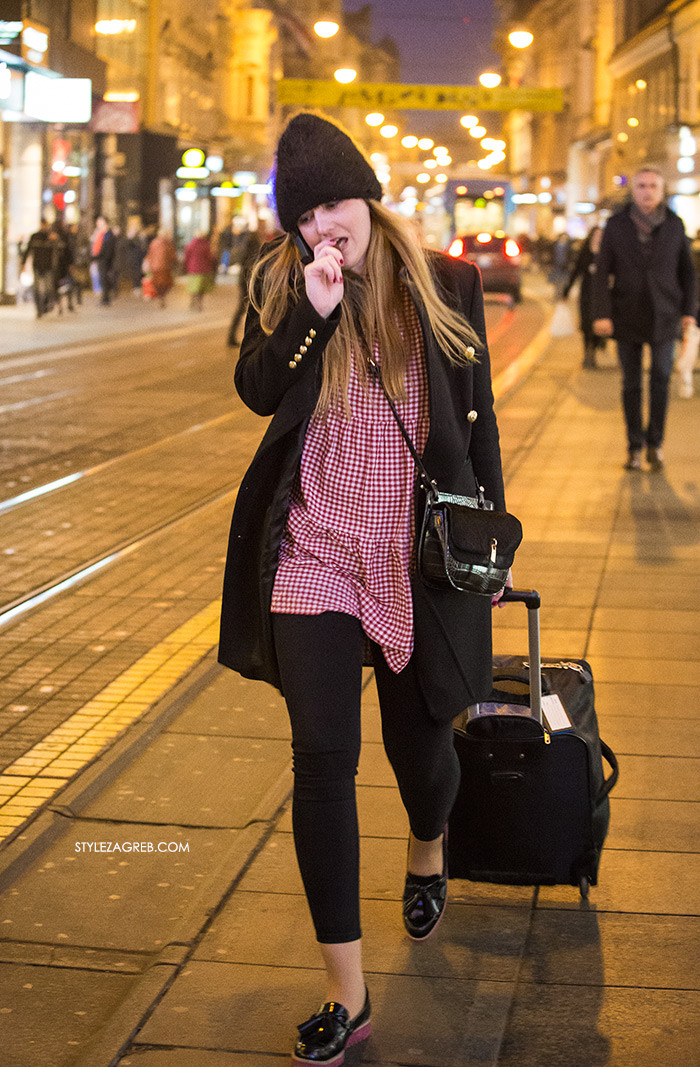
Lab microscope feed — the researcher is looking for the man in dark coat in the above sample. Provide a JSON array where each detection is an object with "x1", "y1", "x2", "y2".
[
  {"x1": 21, "y1": 219, "x2": 56, "y2": 318},
  {"x1": 91, "y1": 216, "x2": 117, "y2": 306},
  {"x1": 593, "y1": 167, "x2": 697, "y2": 471}
]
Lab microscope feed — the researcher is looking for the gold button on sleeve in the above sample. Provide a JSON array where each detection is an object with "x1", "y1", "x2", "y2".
[
  {"x1": 467, "y1": 346, "x2": 475, "y2": 357},
  {"x1": 467, "y1": 409, "x2": 478, "y2": 422},
  {"x1": 299, "y1": 345, "x2": 307, "y2": 354},
  {"x1": 289, "y1": 361, "x2": 297, "y2": 369},
  {"x1": 309, "y1": 328, "x2": 317, "y2": 338},
  {"x1": 304, "y1": 335, "x2": 313, "y2": 345},
  {"x1": 294, "y1": 353, "x2": 303, "y2": 363}
]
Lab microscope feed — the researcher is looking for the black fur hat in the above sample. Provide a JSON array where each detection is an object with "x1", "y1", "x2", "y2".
[{"x1": 273, "y1": 112, "x2": 383, "y2": 232}]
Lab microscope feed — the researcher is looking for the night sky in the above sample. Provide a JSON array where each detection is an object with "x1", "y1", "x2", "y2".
[
  {"x1": 342, "y1": 0, "x2": 500, "y2": 146},
  {"x1": 343, "y1": 0, "x2": 498, "y2": 86}
]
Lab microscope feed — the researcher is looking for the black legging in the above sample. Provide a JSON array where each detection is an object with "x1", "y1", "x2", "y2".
[{"x1": 272, "y1": 611, "x2": 461, "y2": 944}]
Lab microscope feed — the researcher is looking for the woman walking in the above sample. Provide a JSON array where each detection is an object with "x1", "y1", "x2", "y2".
[
  {"x1": 183, "y1": 231, "x2": 216, "y2": 310},
  {"x1": 218, "y1": 112, "x2": 509, "y2": 1064},
  {"x1": 564, "y1": 225, "x2": 605, "y2": 368},
  {"x1": 144, "y1": 229, "x2": 177, "y2": 307}
]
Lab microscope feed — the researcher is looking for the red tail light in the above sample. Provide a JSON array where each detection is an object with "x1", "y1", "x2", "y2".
[
  {"x1": 448, "y1": 238, "x2": 465, "y2": 258},
  {"x1": 504, "y1": 239, "x2": 521, "y2": 258}
]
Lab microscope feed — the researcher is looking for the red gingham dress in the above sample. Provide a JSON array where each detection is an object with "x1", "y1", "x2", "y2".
[{"x1": 271, "y1": 287, "x2": 429, "y2": 672}]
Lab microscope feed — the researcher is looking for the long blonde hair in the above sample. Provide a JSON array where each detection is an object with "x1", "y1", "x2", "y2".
[{"x1": 249, "y1": 200, "x2": 481, "y2": 415}]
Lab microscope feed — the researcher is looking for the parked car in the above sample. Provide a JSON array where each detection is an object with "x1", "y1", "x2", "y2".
[{"x1": 445, "y1": 231, "x2": 522, "y2": 302}]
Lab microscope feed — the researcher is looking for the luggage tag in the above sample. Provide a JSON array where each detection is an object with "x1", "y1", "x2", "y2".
[{"x1": 540, "y1": 693, "x2": 572, "y2": 732}]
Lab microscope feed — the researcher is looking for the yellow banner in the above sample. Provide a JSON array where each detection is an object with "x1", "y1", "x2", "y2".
[{"x1": 277, "y1": 80, "x2": 563, "y2": 113}]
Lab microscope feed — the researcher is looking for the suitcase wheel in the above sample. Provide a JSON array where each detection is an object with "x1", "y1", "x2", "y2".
[{"x1": 578, "y1": 875, "x2": 590, "y2": 899}]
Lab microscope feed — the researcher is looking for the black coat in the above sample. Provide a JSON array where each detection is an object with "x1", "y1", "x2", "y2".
[
  {"x1": 564, "y1": 236, "x2": 599, "y2": 339},
  {"x1": 592, "y1": 204, "x2": 697, "y2": 343},
  {"x1": 218, "y1": 253, "x2": 506, "y2": 723}
]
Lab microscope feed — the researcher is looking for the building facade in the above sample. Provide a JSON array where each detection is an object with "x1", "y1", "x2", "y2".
[
  {"x1": 495, "y1": 0, "x2": 700, "y2": 237},
  {"x1": 0, "y1": 0, "x2": 106, "y2": 301}
]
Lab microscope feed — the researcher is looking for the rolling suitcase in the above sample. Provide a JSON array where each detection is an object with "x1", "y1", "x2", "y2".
[{"x1": 448, "y1": 589, "x2": 619, "y2": 897}]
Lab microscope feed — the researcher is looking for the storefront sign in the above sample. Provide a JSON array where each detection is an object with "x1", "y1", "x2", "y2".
[
  {"x1": 21, "y1": 20, "x2": 49, "y2": 68},
  {"x1": 0, "y1": 17, "x2": 49, "y2": 66},
  {"x1": 0, "y1": 21, "x2": 23, "y2": 47},
  {"x1": 24, "y1": 72, "x2": 91, "y2": 123},
  {"x1": 0, "y1": 60, "x2": 24, "y2": 113},
  {"x1": 277, "y1": 79, "x2": 564, "y2": 113}
]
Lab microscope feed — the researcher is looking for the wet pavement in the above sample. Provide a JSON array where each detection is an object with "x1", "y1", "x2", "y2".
[{"x1": 0, "y1": 282, "x2": 698, "y2": 1065}]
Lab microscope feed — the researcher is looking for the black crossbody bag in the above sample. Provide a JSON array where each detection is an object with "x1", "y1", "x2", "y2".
[{"x1": 368, "y1": 357, "x2": 522, "y2": 596}]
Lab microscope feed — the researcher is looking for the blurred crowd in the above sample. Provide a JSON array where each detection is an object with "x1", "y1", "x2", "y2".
[{"x1": 16, "y1": 216, "x2": 270, "y2": 320}]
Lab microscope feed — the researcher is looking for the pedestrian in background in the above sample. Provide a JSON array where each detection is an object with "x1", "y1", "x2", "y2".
[
  {"x1": 678, "y1": 229, "x2": 700, "y2": 398},
  {"x1": 226, "y1": 225, "x2": 262, "y2": 345},
  {"x1": 21, "y1": 219, "x2": 55, "y2": 318},
  {"x1": 183, "y1": 231, "x2": 216, "y2": 310},
  {"x1": 68, "y1": 223, "x2": 89, "y2": 305},
  {"x1": 563, "y1": 225, "x2": 605, "y2": 369},
  {"x1": 144, "y1": 229, "x2": 177, "y2": 308},
  {"x1": 218, "y1": 112, "x2": 509, "y2": 1065},
  {"x1": 112, "y1": 224, "x2": 131, "y2": 295},
  {"x1": 217, "y1": 223, "x2": 233, "y2": 273},
  {"x1": 91, "y1": 216, "x2": 116, "y2": 306},
  {"x1": 593, "y1": 167, "x2": 697, "y2": 471},
  {"x1": 549, "y1": 233, "x2": 572, "y2": 298},
  {"x1": 50, "y1": 221, "x2": 76, "y2": 314},
  {"x1": 125, "y1": 222, "x2": 148, "y2": 295}
]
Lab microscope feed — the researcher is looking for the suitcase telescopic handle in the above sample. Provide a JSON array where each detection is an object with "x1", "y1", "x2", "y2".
[{"x1": 497, "y1": 589, "x2": 542, "y2": 724}]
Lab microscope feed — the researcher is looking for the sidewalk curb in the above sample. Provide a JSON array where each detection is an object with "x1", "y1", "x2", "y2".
[
  {"x1": 493, "y1": 298, "x2": 553, "y2": 403},
  {"x1": 71, "y1": 961, "x2": 181, "y2": 1067},
  {"x1": 69, "y1": 821, "x2": 276, "y2": 1067}
]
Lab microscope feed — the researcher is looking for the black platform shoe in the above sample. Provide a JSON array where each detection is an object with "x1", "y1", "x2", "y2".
[
  {"x1": 292, "y1": 988, "x2": 371, "y2": 1065},
  {"x1": 402, "y1": 831, "x2": 448, "y2": 940}
]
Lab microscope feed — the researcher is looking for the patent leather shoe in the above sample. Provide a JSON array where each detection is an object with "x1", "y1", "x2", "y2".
[
  {"x1": 402, "y1": 831, "x2": 448, "y2": 940},
  {"x1": 292, "y1": 988, "x2": 371, "y2": 1065}
]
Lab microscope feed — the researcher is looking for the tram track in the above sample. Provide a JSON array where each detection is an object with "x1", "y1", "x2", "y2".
[
  {"x1": 0, "y1": 478, "x2": 239, "y2": 629},
  {"x1": 0, "y1": 407, "x2": 244, "y2": 515}
]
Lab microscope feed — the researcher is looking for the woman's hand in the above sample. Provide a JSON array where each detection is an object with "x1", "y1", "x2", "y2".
[
  {"x1": 304, "y1": 240, "x2": 344, "y2": 319},
  {"x1": 492, "y1": 568, "x2": 513, "y2": 608}
]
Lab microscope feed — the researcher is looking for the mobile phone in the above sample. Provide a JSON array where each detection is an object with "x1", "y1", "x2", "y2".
[{"x1": 292, "y1": 231, "x2": 314, "y2": 266}]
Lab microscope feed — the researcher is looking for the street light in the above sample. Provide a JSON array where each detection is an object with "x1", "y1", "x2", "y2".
[
  {"x1": 402, "y1": 135, "x2": 418, "y2": 148},
  {"x1": 508, "y1": 29, "x2": 533, "y2": 49},
  {"x1": 365, "y1": 112, "x2": 384, "y2": 127},
  {"x1": 380, "y1": 124, "x2": 398, "y2": 138},
  {"x1": 314, "y1": 20, "x2": 339, "y2": 38},
  {"x1": 418, "y1": 137, "x2": 434, "y2": 150},
  {"x1": 460, "y1": 115, "x2": 479, "y2": 129},
  {"x1": 469, "y1": 125, "x2": 487, "y2": 138},
  {"x1": 479, "y1": 72, "x2": 501, "y2": 88},
  {"x1": 334, "y1": 68, "x2": 357, "y2": 84}
]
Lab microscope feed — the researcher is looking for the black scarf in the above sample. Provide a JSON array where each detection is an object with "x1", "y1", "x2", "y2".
[{"x1": 630, "y1": 202, "x2": 666, "y2": 244}]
